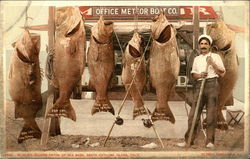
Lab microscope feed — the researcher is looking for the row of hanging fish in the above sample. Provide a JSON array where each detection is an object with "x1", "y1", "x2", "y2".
[{"x1": 8, "y1": 6, "x2": 238, "y2": 143}]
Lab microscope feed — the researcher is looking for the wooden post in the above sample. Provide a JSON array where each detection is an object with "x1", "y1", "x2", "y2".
[
  {"x1": 40, "y1": 94, "x2": 54, "y2": 146},
  {"x1": 47, "y1": 6, "x2": 61, "y2": 136},
  {"x1": 41, "y1": 6, "x2": 61, "y2": 147},
  {"x1": 193, "y1": 6, "x2": 200, "y2": 50}
]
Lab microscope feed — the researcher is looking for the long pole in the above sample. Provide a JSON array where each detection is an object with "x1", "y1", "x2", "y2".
[
  {"x1": 187, "y1": 75, "x2": 205, "y2": 147},
  {"x1": 187, "y1": 63, "x2": 209, "y2": 147}
]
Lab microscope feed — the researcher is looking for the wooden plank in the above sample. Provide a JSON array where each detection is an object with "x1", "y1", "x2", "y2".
[
  {"x1": 40, "y1": 94, "x2": 54, "y2": 147},
  {"x1": 20, "y1": 24, "x2": 48, "y2": 31}
]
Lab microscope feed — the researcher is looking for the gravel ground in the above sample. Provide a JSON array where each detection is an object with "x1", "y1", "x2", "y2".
[{"x1": 4, "y1": 99, "x2": 245, "y2": 153}]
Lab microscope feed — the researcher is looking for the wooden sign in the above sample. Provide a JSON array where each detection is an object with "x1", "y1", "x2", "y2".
[{"x1": 79, "y1": 6, "x2": 218, "y2": 21}]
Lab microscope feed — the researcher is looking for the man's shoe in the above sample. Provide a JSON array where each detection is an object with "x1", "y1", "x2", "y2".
[
  {"x1": 206, "y1": 142, "x2": 215, "y2": 149},
  {"x1": 176, "y1": 142, "x2": 186, "y2": 147}
]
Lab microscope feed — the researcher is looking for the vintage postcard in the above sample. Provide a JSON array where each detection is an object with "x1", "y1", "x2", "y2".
[{"x1": 0, "y1": 1, "x2": 249, "y2": 158}]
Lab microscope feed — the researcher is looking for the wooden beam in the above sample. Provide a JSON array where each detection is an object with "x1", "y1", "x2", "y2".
[
  {"x1": 20, "y1": 24, "x2": 48, "y2": 31},
  {"x1": 193, "y1": 6, "x2": 200, "y2": 50}
]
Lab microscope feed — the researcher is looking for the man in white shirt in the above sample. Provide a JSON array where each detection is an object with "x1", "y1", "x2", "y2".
[{"x1": 177, "y1": 34, "x2": 225, "y2": 149}]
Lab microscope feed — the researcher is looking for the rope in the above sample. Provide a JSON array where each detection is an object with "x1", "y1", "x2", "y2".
[
  {"x1": 114, "y1": 31, "x2": 123, "y2": 54},
  {"x1": 24, "y1": 2, "x2": 33, "y2": 30},
  {"x1": 4, "y1": 1, "x2": 31, "y2": 33},
  {"x1": 45, "y1": 46, "x2": 55, "y2": 81}
]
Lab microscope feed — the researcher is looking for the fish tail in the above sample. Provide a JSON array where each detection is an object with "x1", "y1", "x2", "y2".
[
  {"x1": 46, "y1": 100, "x2": 76, "y2": 121},
  {"x1": 91, "y1": 98, "x2": 115, "y2": 115},
  {"x1": 133, "y1": 105, "x2": 149, "y2": 120},
  {"x1": 217, "y1": 110, "x2": 228, "y2": 130},
  {"x1": 18, "y1": 118, "x2": 41, "y2": 143},
  {"x1": 202, "y1": 110, "x2": 228, "y2": 130},
  {"x1": 151, "y1": 103, "x2": 175, "y2": 123}
]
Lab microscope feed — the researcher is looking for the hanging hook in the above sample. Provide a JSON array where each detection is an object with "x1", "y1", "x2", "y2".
[{"x1": 24, "y1": 2, "x2": 33, "y2": 30}]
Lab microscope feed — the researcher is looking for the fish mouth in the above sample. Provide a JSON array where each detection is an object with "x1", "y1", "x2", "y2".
[
  {"x1": 104, "y1": 21, "x2": 113, "y2": 26},
  {"x1": 16, "y1": 48, "x2": 33, "y2": 64},
  {"x1": 156, "y1": 25, "x2": 171, "y2": 43},
  {"x1": 93, "y1": 35, "x2": 111, "y2": 44},
  {"x1": 220, "y1": 43, "x2": 231, "y2": 51},
  {"x1": 129, "y1": 44, "x2": 141, "y2": 58},
  {"x1": 66, "y1": 21, "x2": 81, "y2": 37}
]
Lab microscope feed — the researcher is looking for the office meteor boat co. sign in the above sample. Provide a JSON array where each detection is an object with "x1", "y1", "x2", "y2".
[{"x1": 79, "y1": 6, "x2": 218, "y2": 21}]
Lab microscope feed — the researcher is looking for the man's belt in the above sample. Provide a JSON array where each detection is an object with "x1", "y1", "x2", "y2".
[{"x1": 197, "y1": 77, "x2": 217, "y2": 83}]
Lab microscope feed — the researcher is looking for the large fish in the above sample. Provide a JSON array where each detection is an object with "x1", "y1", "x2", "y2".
[
  {"x1": 9, "y1": 30, "x2": 42, "y2": 143},
  {"x1": 121, "y1": 32, "x2": 147, "y2": 119},
  {"x1": 46, "y1": 7, "x2": 86, "y2": 121},
  {"x1": 87, "y1": 16, "x2": 115, "y2": 115},
  {"x1": 149, "y1": 13, "x2": 180, "y2": 123},
  {"x1": 206, "y1": 20, "x2": 239, "y2": 130}
]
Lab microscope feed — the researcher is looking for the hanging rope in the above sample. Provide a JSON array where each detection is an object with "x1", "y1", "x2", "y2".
[
  {"x1": 114, "y1": 32, "x2": 123, "y2": 54},
  {"x1": 4, "y1": 1, "x2": 32, "y2": 33},
  {"x1": 24, "y1": 2, "x2": 33, "y2": 30}
]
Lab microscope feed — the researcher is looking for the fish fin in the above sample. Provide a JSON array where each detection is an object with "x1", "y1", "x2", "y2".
[
  {"x1": 224, "y1": 94, "x2": 234, "y2": 106},
  {"x1": 46, "y1": 100, "x2": 76, "y2": 121},
  {"x1": 18, "y1": 122, "x2": 41, "y2": 143},
  {"x1": 217, "y1": 110, "x2": 228, "y2": 130},
  {"x1": 88, "y1": 79, "x2": 95, "y2": 90},
  {"x1": 151, "y1": 108, "x2": 175, "y2": 124},
  {"x1": 202, "y1": 114, "x2": 228, "y2": 130},
  {"x1": 8, "y1": 66, "x2": 13, "y2": 79},
  {"x1": 170, "y1": 50, "x2": 180, "y2": 79},
  {"x1": 12, "y1": 42, "x2": 16, "y2": 48},
  {"x1": 133, "y1": 105, "x2": 148, "y2": 120},
  {"x1": 91, "y1": 100, "x2": 115, "y2": 115}
]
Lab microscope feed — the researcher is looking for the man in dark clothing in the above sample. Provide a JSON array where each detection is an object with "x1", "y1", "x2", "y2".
[{"x1": 177, "y1": 34, "x2": 226, "y2": 149}]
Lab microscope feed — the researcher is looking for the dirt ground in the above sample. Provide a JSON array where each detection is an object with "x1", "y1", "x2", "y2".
[{"x1": 4, "y1": 99, "x2": 244, "y2": 152}]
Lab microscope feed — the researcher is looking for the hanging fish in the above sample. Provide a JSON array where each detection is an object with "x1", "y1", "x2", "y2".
[
  {"x1": 206, "y1": 20, "x2": 239, "y2": 130},
  {"x1": 149, "y1": 12, "x2": 180, "y2": 123},
  {"x1": 46, "y1": 7, "x2": 86, "y2": 121},
  {"x1": 87, "y1": 16, "x2": 115, "y2": 115},
  {"x1": 9, "y1": 30, "x2": 42, "y2": 143},
  {"x1": 121, "y1": 32, "x2": 147, "y2": 119}
]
